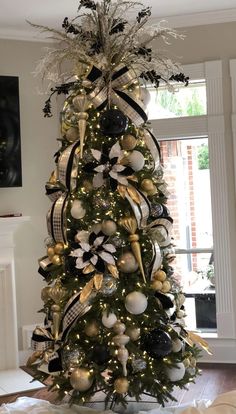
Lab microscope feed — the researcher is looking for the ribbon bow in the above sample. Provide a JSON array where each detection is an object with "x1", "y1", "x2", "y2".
[{"x1": 87, "y1": 65, "x2": 148, "y2": 126}]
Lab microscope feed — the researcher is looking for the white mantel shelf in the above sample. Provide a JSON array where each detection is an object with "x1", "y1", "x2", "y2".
[
  {"x1": 0, "y1": 215, "x2": 30, "y2": 370},
  {"x1": 0, "y1": 216, "x2": 30, "y2": 249}
]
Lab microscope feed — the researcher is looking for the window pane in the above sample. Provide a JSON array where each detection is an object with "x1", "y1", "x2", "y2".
[
  {"x1": 147, "y1": 82, "x2": 207, "y2": 120},
  {"x1": 160, "y1": 138, "x2": 213, "y2": 250},
  {"x1": 171, "y1": 252, "x2": 216, "y2": 333}
]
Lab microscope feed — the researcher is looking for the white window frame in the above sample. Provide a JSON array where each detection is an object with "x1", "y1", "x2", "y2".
[{"x1": 150, "y1": 61, "x2": 236, "y2": 362}]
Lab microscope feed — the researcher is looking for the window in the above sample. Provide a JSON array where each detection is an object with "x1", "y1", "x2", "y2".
[{"x1": 149, "y1": 62, "x2": 236, "y2": 350}]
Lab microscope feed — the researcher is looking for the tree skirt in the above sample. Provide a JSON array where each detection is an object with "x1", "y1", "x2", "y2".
[{"x1": 0, "y1": 397, "x2": 211, "y2": 414}]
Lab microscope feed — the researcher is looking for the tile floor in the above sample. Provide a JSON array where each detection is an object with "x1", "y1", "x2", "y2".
[{"x1": 0, "y1": 369, "x2": 44, "y2": 395}]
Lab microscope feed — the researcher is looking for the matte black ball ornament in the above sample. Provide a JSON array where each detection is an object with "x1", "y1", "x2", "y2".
[
  {"x1": 141, "y1": 328, "x2": 172, "y2": 358},
  {"x1": 91, "y1": 344, "x2": 110, "y2": 365},
  {"x1": 99, "y1": 109, "x2": 128, "y2": 136}
]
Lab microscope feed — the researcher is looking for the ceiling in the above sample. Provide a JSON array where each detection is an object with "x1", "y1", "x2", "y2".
[{"x1": 1, "y1": 0, "x2": 236, "y2": 41}]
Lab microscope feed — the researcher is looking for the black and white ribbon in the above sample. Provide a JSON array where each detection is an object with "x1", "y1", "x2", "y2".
[
  {"x1": 61, "y1": 292, "x2": 92, "y2": 341},
  {"x1": 57, "y1": 141, "x2": 80, "y2": 192},
  {"x1": 47, "y1": 193, "x2": 68, "y2": 244},
  {"x1": 146, "y1": 218, "x2": 173, "y2": 247},
  {"x1": 150, "y1": 240, "x2": 163, "y2": 279},
  {"x1": 31, "y1": 327, "x2": 54, "y2": 352},
  {"x1": 125, "y1": 187, "x2": 150, "y2": 229},
  {"x1": 143, "y1": 129, "x2": 161, "y2": 171},
  {"x1": 45, "y1": 182, "x2": 63, "y2": 202},
  {"x1": 87, "y1": 65, "x2": 148, "y2": 126}
]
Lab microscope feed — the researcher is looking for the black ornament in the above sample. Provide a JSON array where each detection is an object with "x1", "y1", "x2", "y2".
[
  {"x1": 141, "y1": 328, "x2": 172, "y2": 358},
  {"x1": 155, "y1": 292, "x2": 174, "y2": 310},
  {"x1": 91, "y1": 344, "x2": 110, "y2": 365},
  {"x1": 100, "y1": 109, "x2": 128, "y2": 136}
]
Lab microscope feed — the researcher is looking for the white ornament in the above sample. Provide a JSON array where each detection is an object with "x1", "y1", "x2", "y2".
[
  {"x1": 172, "y1": 338, "x2": 183, "y2": 353},
  {"x1": 91, "y1": 223, "x2": 102, "y2": 234},
  {"x1": 102, "y1": 312, "x2": 117, "y2": 328},
  {"x1": 125, "y1": 292, "x2": 148, "y2": 315},
  {"x1": 71, "y1": 199, "x2": 86, "y2": 219},
  {"x1": 117, "y1": 251, "x2": 139, "y2": 273},
  {"x1": 101, "y1": 220, "x2": 117, "y2": 236},
  {"x1": 165, "y1": 362, "x2": 185, "y2": 382},
  {"x1": 127, "y1": 150, "x2": 145, "y2": 172}
]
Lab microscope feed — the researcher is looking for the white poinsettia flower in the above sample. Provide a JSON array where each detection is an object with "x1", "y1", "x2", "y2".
[
  {"x1": 70, "y1": 230, "x2": 117, "y2": 273},
  {"x1": 84, "y1": 142, "x2": 134, "y2": 191}
]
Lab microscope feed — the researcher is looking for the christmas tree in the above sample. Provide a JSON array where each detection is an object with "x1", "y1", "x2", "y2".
[{"x1": 28, "y1": 0, "x2": 208, "y2": 409}]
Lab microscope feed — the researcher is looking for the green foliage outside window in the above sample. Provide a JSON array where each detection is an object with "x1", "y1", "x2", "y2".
[{"x1": 197, "y1": 144, "x2": 209, "y2": 170}]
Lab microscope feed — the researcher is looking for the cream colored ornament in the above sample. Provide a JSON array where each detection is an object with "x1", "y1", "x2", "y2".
[
  {"x1": 172, "y1": 338, "x2": 183, "y2": 353},
  {"x1": 65, "y1": 126, "x2": 79, "y2": 142},
  {"x1": 117, "y1": 251, "x2": 139, "y2": 273},
  {"x1": 177, "y1": 309, "x2": 185, "y2": 318},
  {"x1": 120, "y1": 134, "x2": 137, "y2": 150},
  {"x1": 190, "y1": 357, "x2": 197, "y2": 367},
  {"x1": 85, "y1": 321, "x2": 100, "y2": 337},
  {"x1": 70, "y1": 367, "x2": 93, "y2": 391},
  {"x1": 113, "y1": 321, "x2": 130, "y2": 376},
  {"x1": 102, "y1": 312, "x2": 117, "y2": 328},
  {"x1": 71, "y1": 199, "x2": 86, "y2": 219},
  {"x1": 125, "y1": 326, "x2": 140, "y2": 341},
  {"x1": 183, "y1": 358, "x2": 190, "y2": 368},
  {"x1": 91, "y1": 223, "x2": 102, "y2": 234},
  {"x1": 162, "y1": 280, "x2": 171, "y2": 293},
  {"x1": 126, "y1": 150, "x2": 145, "y2": 172},
  {"x1": 125, "y1": 291, "x2": 148, "y2": 315},
  {"x1": 151, "y1": 280, "x2": 163, "y2": 291},
  {"x1": 72, "y1": 93, "x2": 90, "y2": 158},
  {"x1": 153, "y1": 269, "x2": 167, "y2": 282},
  {"x1": 114, "y1": 377, "x2": 129, "y2": 394},
  {"x1": 165, "y1": 362, "x2": 185, "y2": 382},
  {"x1": 101, "y1": 219, "x2": 117, "y2": 236}
]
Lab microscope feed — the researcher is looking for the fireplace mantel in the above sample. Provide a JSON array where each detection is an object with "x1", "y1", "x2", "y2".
[{"x1": 0, "y1": 216, "x2": 30, "y2": 370}]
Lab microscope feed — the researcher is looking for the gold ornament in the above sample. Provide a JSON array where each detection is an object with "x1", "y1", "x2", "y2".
[
  {"x1": 126, "y1": 326, "x2": 140, "y2": 341},
  {"x1": 51, "y1": 254, "x2": 62, "y2": 266},
  {"x1": 70, "y1": 367, "x2": 93, "y2": 391},
  {"x1": 85, "y1": 321, "x2": 100, "y2": 337},
  {"x1": 140, "y1": 178, "x2": 157, "y2": 196},
  {"x1": 151, "y1": 280, "x2": 163, "y2": 291},
  {"x1": 65, "y1": 126, "x2": 79, "y2": 142},
  {"x1": 101, "y1": 219, "x2": 117, "y2": 236},
  {"x1": 47, "y1": 246, "x2": 55, "y2": 258},
  {"x1": 73, "y1": 93, "x2": 90, "y2": 158},
  {"x1": 119, "y1": 216, "x2": 146, "y2": 283},
  {"x1": 48, "y1": 280, "x2": 67, "y2": 340},
  {"x1": 183, "y1": 358, "x2": 190, "y2": 368},
  {"x1": 120, "y1": 134, "x2": 137, "y2": 150},
  {"x1": 83, "y1": 179, "x2": 93, "y2": 191},
  {"x1": 54, "y1": 242, "x2": 65, "y2": 255},
  {"x1": 153, "y1": 269, "x2": 167, "y2": 282},
  {"x1": 41, "y1": 286, "x2": 52, "y2": 303},
  {"x1": 114, "y1": 377, "x2": 129, "y2": 394},
  {"x1": 162, "y1": 280, "x2": 171, "y2": 293}
]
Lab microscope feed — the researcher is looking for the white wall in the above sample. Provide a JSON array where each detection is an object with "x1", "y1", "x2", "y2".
[{"x1": 0, "y1": 39, "x2": 59, "y2": 349}]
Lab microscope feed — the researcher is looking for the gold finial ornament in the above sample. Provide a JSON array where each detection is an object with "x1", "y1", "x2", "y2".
[
  {"x1": 48, "y1": 279, "x2": 67, "y2": 340},
  {"x1": 119, "y1": 216, "x2": 146, "y2": 283},
  {"x1": 73, "y1": 93, "x2": 90, "y2": 158}
]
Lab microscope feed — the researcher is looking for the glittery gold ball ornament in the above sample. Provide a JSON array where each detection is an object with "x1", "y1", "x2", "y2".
[
  {"x1": 85, "y1": 321, "x2": 100, "y2": 337},
  {"x1": 153, "y1": 270, "x2": 167, "y2": 282},
  {"x1": 120, "y1": 134, "x2": 137, "y2": 150},
  {"x1": 47, "y1": 246, "x2": 55, "y2": 258},
  {"x1": 125, "y1": 291, "x2": 148, "y2": 315},
  {"x1": 117, "y1": 251, "x2": 139, "y2": 273},
  {"x1": 162, "y1": 280, "x2": 171, "y2": 293},
  {"x1": 70, "y1": 367, "x2": 93, "y2": 391},
  {"x1": 114, "y1": 377, "x2": 129, "y2": 394},
  {"x1": 54, "y1": 242, "x2": 64, "y2": 255},
  {"x1": 65, "y1": 127, "x2": 79, "y2": 142},
  {"x1": 51, "y1": 254, "x2": 62, "y2": 266},
  {"x1": 126, "y1": 327, "x2": 140, "y2": 341},
  {"x1": 151, "y1": 280, "x2": 163, "y2": 291},
  {"x1": 101, "y1": 219, "x2": 117, "y2": 236}
]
